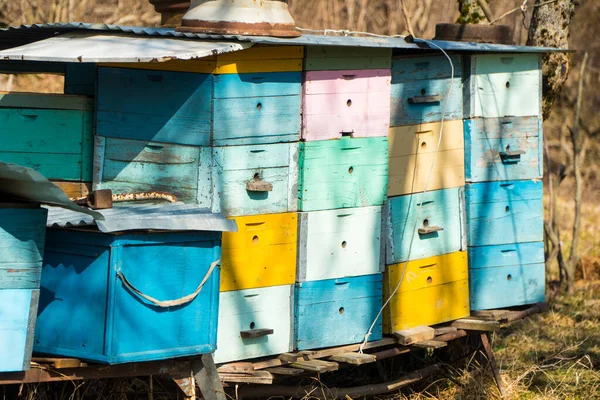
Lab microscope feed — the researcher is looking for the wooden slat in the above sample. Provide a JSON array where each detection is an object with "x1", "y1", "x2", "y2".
[
  {"x1": 290, "y1": 360, "x2": 339, "y2": 373},
  {"x1": 433, "y1": 326, "x2": 458, "y2": 336},
  {"x1": 216, "y1": 363, "x2": 254, "y2": 374},
  {"x1": 393, "y1": 326, "x2": 435, "y2": 346},
  {"x1": 265, "y1": 367, "x2": 304, "y2": 376},
  {"x1": 330, "y1": 353, "x2": 376, "y2": 365},
  {"x1": 219, "y1": 371, "x2": 273, "y2": 385},
  {"x1": 32, "y1": 358, "x2": 87, "y2": 369},
  {"x1": 452, "y1": 319, "x2": 500, "y2": 332}
]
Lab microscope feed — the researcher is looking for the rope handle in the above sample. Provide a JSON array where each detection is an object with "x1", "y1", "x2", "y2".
[{"x1": 117, "y1": 259, "x2": 220, "y2": 308}]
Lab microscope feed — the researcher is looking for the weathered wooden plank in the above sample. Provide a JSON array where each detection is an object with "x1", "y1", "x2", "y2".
[
  {"x1": 219, "y1": 371, "x2": 274, "y2": 385},
  {"x1": 215, "y1": 46, "x2": 304, "y2": 74},
  {"x1": 468, "y1": 242, "x2": 545, "y2": 270},
  {"x1": 52, "y1": 181, "x2": 92, "y2": 199},
  {"x1": 96, "y1": 67, "x2": 212, "y2": 146},
  {"x1": 290, "y1": 359, "x2": 339, "y2": 373},
  {"x1": 386, "y1": 187, "x2": 462, "y2": 264},
  {"x1": 298, "y1": 137, "x2": 388, "y2": 212},
  {"x1": 470, "y1": 263, "x2": 546, "y2": 311},
  {"x1": 468, "y1": 53, "x2": 541, "y2": 118},
  {"x1": 32, "y1": 358, "x2": 86, "y2": 369},
  {"x1": 451, "y1": 318, "x2": 500, "y2": 332},
  {"x1": 265, "y1": 367, "x2": 304, "y2": 376},
  {"x1": 0, "y1": 92, "x2": 93, "y2": 110},
  {"x1": 465, "y1": 116, "x2": 542, "y2": 182},
  {"x1": 330, "y1": 352, "x2": 376, "y2": 365},
  {"x1": 465, "y1": 180, "x2": 544, "y2": 247},
  {"x1": 433, "y1": 326, "x2": 458, "y2": 336},
  {"x1": 214, "y1": 72, "x2": 301, "y2": 98},
  {"x1": 217, "y1": 363, "x2": 254, "y2": 374},
  {"x1": 295, "y1": 275, "x2": 382, "y2": 350},
  {"x1": 411, "y1": 340, "x2": 448, "y2": 350},
  {"x1": 297, "y1": 206, "x2": 381, "y2": 282},
  {"x1": 393, "y1": 326, "x2": 435, "y2": 346},
  {"x1": 388, "y1": 120, "x2": 465, "y2": 196},
  {"x1": 221, "y1": 213, "x2": 297, "y2": 292},
  {"x1": 214, "y1": 285, "x2": 294, "y2": 364}
]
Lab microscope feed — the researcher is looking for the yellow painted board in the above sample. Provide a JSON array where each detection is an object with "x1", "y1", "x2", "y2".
[
  {"x1": 220, "y1": 212, "x2": 297, "y2": 292},
  {"x1": 388, "y1": 120, "x2": 465, "y2": 197},
  {"x1": 383, "y1": 252, "x2": 470, "y2": 333},
  {"x1": 99, "y1": 46, "x2": 304, "y2": 74}
]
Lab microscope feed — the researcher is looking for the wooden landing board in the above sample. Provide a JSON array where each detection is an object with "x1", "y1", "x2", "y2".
[
  {"x1": 411, "y1": 340, "x2": 448, "y2": 350},
  {"x1": 393, "y1": 326, "x2": 435, "y2": 346},
  {"x1": 290, "y1": 359, "x2": 339, "y2": 373},
  {"x1": 330, "y1": 353, "x2": 376, "y2": 365},
  {"x1": 451, "y1": 319, "x2": 500, "y2": 332}
]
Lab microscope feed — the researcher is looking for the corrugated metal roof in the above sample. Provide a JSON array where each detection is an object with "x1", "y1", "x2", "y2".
[
  {"x1": 45, "y1": 202, "x2": 238, "y2": 233},
  {"x1": 0, "y1": 22, "x2": 564, "y2": 55},
  {"x1": 0, "y1": 161, "x2": 102, "y2": 219},
  {"x1": 0, "y1": 30, "x2": 251, "y2": 63}
]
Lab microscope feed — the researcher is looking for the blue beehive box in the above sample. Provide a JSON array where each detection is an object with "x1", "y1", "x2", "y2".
[
  {"x1": 35, "y1": 228, "x2": 223, "y2": 364},
  {"x1": 0, "y1": 206, "x2": 47, "y2": 372}
]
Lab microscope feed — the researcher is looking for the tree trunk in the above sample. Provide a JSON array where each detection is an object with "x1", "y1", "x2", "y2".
[{"x1": 527, "y1": 0, "x2": 579, "y2": 120}]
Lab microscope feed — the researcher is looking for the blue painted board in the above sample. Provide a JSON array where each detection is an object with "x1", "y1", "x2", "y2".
[
  {"x1": 213, "y1": 95, "x2": 301, "y2": 146},
  {"x1": 386, "y1": 188, "x2": 463, "y2": 264},
  {"x1": 468, "y1": 242, "x2": 545, "y2": 270},
  {"x1": 36, "y1": 229, "x2": 221, "y2": 364},
  {"x1": 469, "y1": 263, "x2": 545, "y2": 310},
  {"x1": 64, "y1": 63, "x2": 96, "y2": 95},
  {"x1": 97, "y1": 67, "x2": 212, "y2": 146},
  {"x1": 295, "y1": 274, "x2": 382, "y2": 350},
  {"x1": 465, "y1": 181, "x2": 543, "y2": 247},
  {"x1": 0, "y1": 107, "x2": 94, "y2": 181},
  {"x1": 465, "y1": 116, "x2": 542, "y2": 182},
  {"x1": 390, "y1": 78, "x2": 463, "y2": 126},
  {"x1": 0, "y1": 208, "x2": 47, "y2": 290},
  {"x1": 213, "y1": 72, "x2": 301, "y2": 98},
  {"x1": 0, "y1": 289, "x2": 39, "y2": 372},
  {"x1": 391, "y1": 54, "x2": 463, "y2": 81}
]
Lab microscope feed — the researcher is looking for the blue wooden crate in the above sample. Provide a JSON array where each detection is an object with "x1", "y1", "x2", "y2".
[
  {"x1": 469, "y1": 242, "x2": 545, "y2": 310},
  {"x1": 35, "y1": 229, "x2": 221, "y2": 364},
  {"x1": 0, "y1": 207, "x2": 47, "y2": 372},
  {"x1": 390, "y1": 54, "x2": 463, "y2": 126},
  {"x1": 213, "y1": 72, "x2": 301, "y2": 146},
  {"x1": 465, "y1": 180, "x2": 543, "y2": 247},
  {"x1": 295, "y1": 274, "x2": 382, "y2": 350},
  {"x1": 385, "y1": 187, "x2": 464, "y2": 264},
  {"x1": 465, "y1": 116, "x2": 542, "y2": 182},
  {"x1": 97, "y1": 67, "x2": 213, "y2": 146}
]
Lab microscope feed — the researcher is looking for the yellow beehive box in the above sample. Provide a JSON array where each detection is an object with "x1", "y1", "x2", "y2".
[
  {"x1": 383, "y1": 251, "x2": 470, "y2": 333},
  {"x1": 388, "y1": 120, "x2": 465, "y2": 197},
  {"x1": 220, "y1": 212, "x2": 297, "y2": 292}
]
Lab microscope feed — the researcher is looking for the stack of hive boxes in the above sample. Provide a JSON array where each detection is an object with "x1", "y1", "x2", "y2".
[
  {"x1": 463, "y1": 53, "x2": 545, "y2": 310},
  {"x1": 295, "y1": 47, "x2": 391, "y2": 351},
  {"x1": 383, "y1": 53, "x2": 470, "y2": 333}
]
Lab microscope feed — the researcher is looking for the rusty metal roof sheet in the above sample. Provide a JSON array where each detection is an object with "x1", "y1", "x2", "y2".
[
  {"x1": 45, "y1": 202, "x2": 238, "y2": 233},
  {"x1": 0, "y1": 161, "x2": 101, "y2": 219},
  {"x1": 0, "y1": 22, "x2": 564, "y2": 57}
]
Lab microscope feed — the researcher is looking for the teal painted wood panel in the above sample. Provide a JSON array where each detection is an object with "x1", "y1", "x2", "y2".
[
  {"x1": 305, "y1": 46, "x2": 392, "y2": 71},
  {"x1": 36, "y1": 229, "x2": 221, "y2": 364},
  {"x1": 214, "y1": 285, "x2": 293, "y2": 363},
  {"x1": 465, "y1": 181, "x2": 544, "y2": 247},
  {"x1": 468, "y1": 242, "x2": 545, "y2": 270},
  {"x1": 212, "y1": 95, "x2": 301, "y2": 146},
  {"x1": 213, "y1": 72, "x2": 301, "y2": 98},
  {"x1": 298, "y1": 137, "x2": 388, "y2": 212},
  {"x1": 297, "y1": 206, "x2": 382, "y2": 282},
  {"x1": 64, "y1": 63, "x2": 97, "y2": 95},
  {"x1": 0, "y1": 208, "x2": 47, "y2": 290},
  {"x1": 97, "y1": 67, "x2": 212, "y2": 146},
  {"x1": 95, "y1": 137, "x2": 212, "y2": 205},
  {"x1": 468, "y1": 53, "x2": 541, "y2": 118},
  {"x1": 0, "y1": 107, "x2": 94, "y2": 181},
  {"x1": 386, "y1": 188, "x2": 463, "y2": 264},
  {"x1": 391, "y1": 54, "x2": 462, "y2": 81},
  {"x1": 390, "y1": 78, "x2": 463, "y2": 126},
  {"x1": 465, "y1": 116, "x2": 542, "y2": 182},
  {"x1": 212, "y1": 143, "x2": 298, "y2": 216},
  {"x1": 295, "y1": 274, "x2": 382, "y2": 350},
  {"x1": 0, "y1": 289, "x2": 39, "y2": 372},
  {"x1": 469, "y1": 263, "x2": 545, "y2": 310}
]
